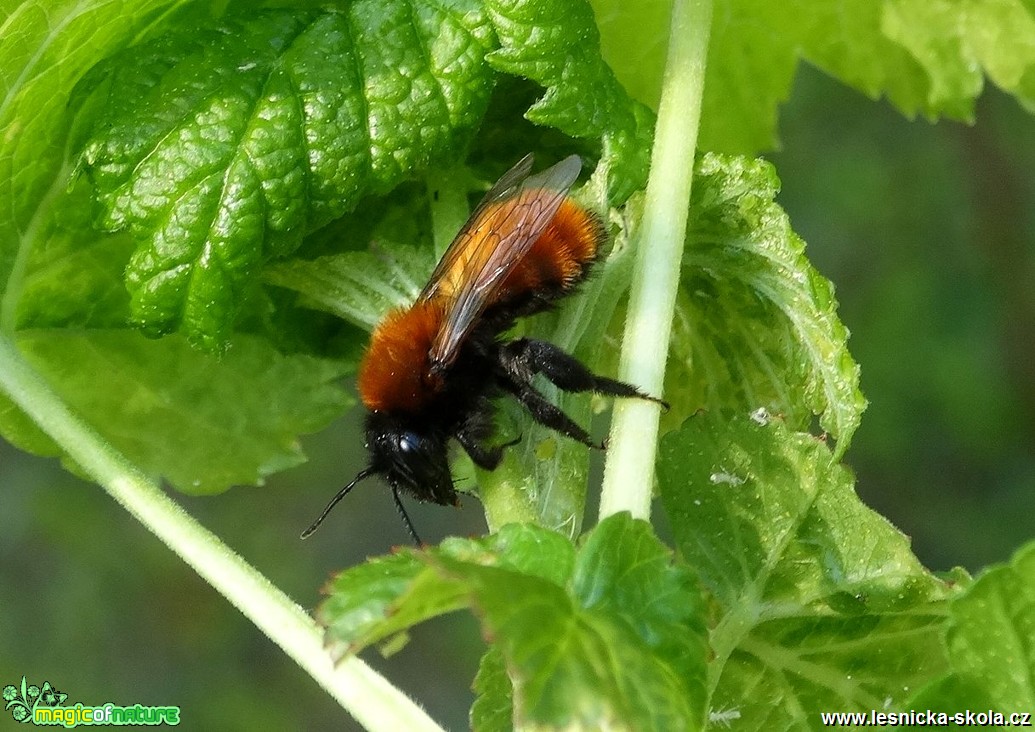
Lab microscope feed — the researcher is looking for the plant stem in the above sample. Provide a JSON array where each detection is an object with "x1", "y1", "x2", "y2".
[
  {"x1": 0, "y1": 335, "x2": 443, "y2": 732},
  {"x1": 599, "y1": 0, "x2": 712, "y2": 520},
  {"x1": 478, "y1": 449, "x2": 542, "y2": 532}
]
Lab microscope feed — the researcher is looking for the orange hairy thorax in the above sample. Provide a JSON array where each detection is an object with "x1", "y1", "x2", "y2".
[{"x1": 358, "y1": 301, "x2": 444, "y2": 413}]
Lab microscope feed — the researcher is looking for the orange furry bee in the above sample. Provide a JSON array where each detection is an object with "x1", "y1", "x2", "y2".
[{"x1": 303, "y1": 154, "x2": 662, "y2": 542}]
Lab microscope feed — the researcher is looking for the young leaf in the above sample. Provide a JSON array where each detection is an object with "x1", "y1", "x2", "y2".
[
  {"x1": 484, "y1": 0, "x2": 654, "y2": 202},
  {"x1": 669, "y1": 153, "x2": 865, "y2": 453},
  {"x1": 0, "y1": 329, "x2": 351, "y2": 494},
  {"x1": 74, "y1": 3, "x2": 495, "y2": 348},
  {"x1": 320, "y1": 524, "x2": 578, "y2": 657},
  {"x1": 320, "y1": 515, "x2": 707, "y2": 731},
  {"x1": 908, "y1": 541, "x2": 1035, "y2": 711},
  {"x1": 263, "y1": 240, "x2": 436, "y2": 330},
  {"x1": 471, "y1": 647, "x2": 513, "y2": 732},
  {"x1": 318, "y1": 551, "x2": 467, "y2": 658},
  {"x1": 659, "y1": 411, "x2": 957, "y2": 725}
]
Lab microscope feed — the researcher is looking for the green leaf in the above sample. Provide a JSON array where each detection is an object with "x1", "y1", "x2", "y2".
[
  {"x1": 797, "y1": 0, "x2": 943, "y2": 119},
  {"x1": 0, "y1": 0, "x2": 188, "y2": 326},
  {"x1": 321, "y1": 524, "x2": 579, "y2": 657},
  {"x1": 595, "y1": 1, "x2": 1035, "y2": 154},
  {"x1": 320, "y1": 525, "x2": 576, "y2": 661},
  {"x1": 471, "y1": 647, "x2": 513, "y2": 732},
  {"x1": 74, "y1": 3, "x2": 495, "y2": 348},
  {"x1": 659, "y1": 412, "x2": 957, "y2": 726},
  {"x1": 570, "y1": 514, "x2": 708, "y2": 727},
  {"x1": 318, "y1": 551, "x2": 461, "y2": 658},
  {"x1": 0, "y1": 329, "x2": 351, "y2": 494},
  {"x1": 9, "y1": 181, "x2": 134, "y2": 331},
  {"x1": 320, "y1": 516, "x2": 707, "y2": 731},
  {"x1": 697, "y1": 0, "x2": 802, "y2": 153},
  {"x1": 263, "y1": 240, "x2": 436, "y2": 330},
  {"x1": 669, "y1": 153, "x2": 865, "y2": 453},
  {"x1": 882, "y1": 0, "x2": 1035, "y2": 116},
  {"x1": 446, "y1": 518, "x2": 705, "y2": 730},
  {"x1": 484, "y1": 0, "x2": 654, "y2": 202},
  {"x1": 909, "y1": 541, "x2": 1035, "y2": 711},
  {"x1": 588, "y1": 0, "x2": 671, "y2": 111}
]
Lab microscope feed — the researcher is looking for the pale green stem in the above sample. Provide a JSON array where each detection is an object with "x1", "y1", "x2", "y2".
[
  {"x1": 478, "y1": 449, "x2": 541, "y2": 533},
  {"x1": 599, "y1": 0, "x2": 712, "y2": 520},
  {"x1": 0, "y1": 336, "x2": 443, "y2": 732}
]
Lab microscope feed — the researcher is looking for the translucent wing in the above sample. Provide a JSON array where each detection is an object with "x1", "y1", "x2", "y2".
[
  {"x1": 420, "y1": 154, "x2": 583, "y2": 371},
  {"x1": 420, "y1": 153, "x2": 535, "y2": 302}
]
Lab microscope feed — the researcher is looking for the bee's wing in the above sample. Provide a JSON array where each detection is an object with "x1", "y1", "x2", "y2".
[
  {"x1": 420, "y1": 154, "x2": 583, "y2": 371},
  {"x1": 420, "y1": 153, "x2": 536, "y2": 301}
]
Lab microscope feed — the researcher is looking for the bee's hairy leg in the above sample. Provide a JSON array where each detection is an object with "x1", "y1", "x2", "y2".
[
  {"x1": 455, "y1": 425, "x2": 507, "y2": 470},
  {"x1": 496, "y1": 362, "x2": 602, "y2": 450},
  {"x1": 499, "y1": 338, "x2": 668, "y2": 408}
]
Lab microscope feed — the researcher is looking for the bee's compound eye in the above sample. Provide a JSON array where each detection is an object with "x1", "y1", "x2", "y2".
[{"x1": 398, "y1": 432, "x2": 421, "y2": 453}]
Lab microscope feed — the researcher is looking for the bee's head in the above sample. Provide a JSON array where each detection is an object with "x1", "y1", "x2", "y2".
[
  {"x1": 300, "y1": 412, "x2": 456, "y2": 545},
  {"x1": 363, "y1": 411, "x2": 456, "y2": 506}
]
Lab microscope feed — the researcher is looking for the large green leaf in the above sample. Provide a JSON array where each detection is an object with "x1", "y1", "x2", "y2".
[
  {"x1": 659, "y1": 412, "x2": 957, "y2": 727},
  {"x1": 485, "y1": 0, "x2": 654, "y2": 202},
  {"x1": 0, "y1": 0, "x2": 188, "y2": 326},
  {"x1": 0, "y1": 330, "x2": 350, "y2": 494},
  {"x1": 669, "y1": 153, "x2": 865, "y2": 453},
  {"x1": 73, "y1": 3, "x2": 495, "y2": 348}
]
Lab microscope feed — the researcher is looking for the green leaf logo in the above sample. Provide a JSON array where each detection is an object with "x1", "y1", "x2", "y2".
[{"x1": 3, "y1": 676, "x2": 67, "y2": 724}]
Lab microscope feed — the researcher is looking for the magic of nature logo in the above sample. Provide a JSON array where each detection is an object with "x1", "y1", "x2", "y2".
[{"x1": 3, "y1": 676, "x2": 180, "y2": 726}]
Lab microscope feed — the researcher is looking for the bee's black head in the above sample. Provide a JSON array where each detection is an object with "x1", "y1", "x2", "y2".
[
  {"x1": 364, "y1": 411, "x2": 457, "y2": 506},
  {"x1": 300, "y1": 412, "x2": 456, "y2": 544}
]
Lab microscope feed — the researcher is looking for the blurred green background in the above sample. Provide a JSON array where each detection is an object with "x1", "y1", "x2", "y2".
[{"x1": 2, "y1": 64, "x2": 1033, "y2": 729}]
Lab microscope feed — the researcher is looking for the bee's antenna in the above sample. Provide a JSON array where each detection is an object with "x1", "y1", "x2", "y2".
[
  {"x1": 300, "y1": 467, "x2": 377, "y2": 539},
  {"x1": 392, "y1": 487, "x2": 423, "y2": 547}
]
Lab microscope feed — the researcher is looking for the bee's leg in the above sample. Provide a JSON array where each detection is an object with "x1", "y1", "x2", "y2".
[
  {"x1": 455, "y1": 427, "x2": 506, "y2": 470},
  {"x1": 453, "y1": 399, "x2": 520, "y2": 470},
  {"x1": 497, "y1": 373, "x2": 603, "y2": 450},
  {"x1": 499, "y1": 338, "x2": 668, "y2": 408}
]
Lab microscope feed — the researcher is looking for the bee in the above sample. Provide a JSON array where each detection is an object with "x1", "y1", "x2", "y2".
[{"x1": 302, "y1": 154, "x2": 663, "y2": 543}]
